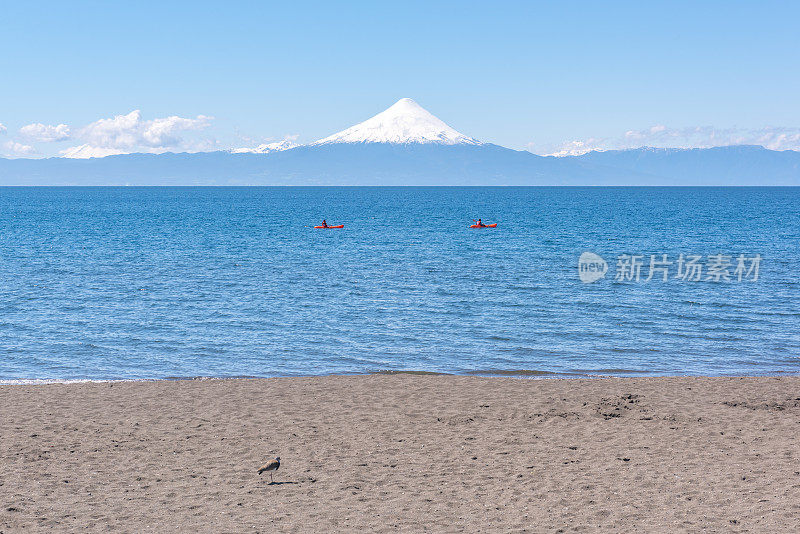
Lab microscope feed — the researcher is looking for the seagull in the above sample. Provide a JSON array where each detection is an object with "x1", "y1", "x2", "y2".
[{"x1": 258, "y1": 457, "x2": 281, "y2": 483}]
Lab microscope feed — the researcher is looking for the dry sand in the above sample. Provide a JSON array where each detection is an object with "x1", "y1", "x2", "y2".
[{"x1": 2, "y1": 375, "x2": 800, "y2": 532}]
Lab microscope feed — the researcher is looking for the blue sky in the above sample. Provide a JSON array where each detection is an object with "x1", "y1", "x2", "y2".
[{"x1": 1, "y1": 1, "x2": 799, "y2": 157}]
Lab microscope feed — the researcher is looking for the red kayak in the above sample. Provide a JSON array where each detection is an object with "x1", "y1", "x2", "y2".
[
  {"x1": 469, "y1": 223, "x2": 497, "y2": 228},
  {"x1": 314, "y1": 224, "x2": 344, "y2": 229}
]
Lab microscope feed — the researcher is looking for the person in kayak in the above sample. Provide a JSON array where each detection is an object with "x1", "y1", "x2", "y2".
[
  {"x1": 477, "y1": 218, "x2": 487, "y2": 227},
  {"x1": 321, "y1": 219, "x2": 329, "y2": 228}
]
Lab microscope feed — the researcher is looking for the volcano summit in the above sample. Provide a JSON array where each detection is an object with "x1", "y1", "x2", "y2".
[{"x1": 312, "y1": 98, "x2": 482, "y2": 146}]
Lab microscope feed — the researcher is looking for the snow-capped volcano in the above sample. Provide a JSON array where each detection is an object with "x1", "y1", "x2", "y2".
[{"x1": 312, "y1": 98, "x2": 481, "y2": 146}]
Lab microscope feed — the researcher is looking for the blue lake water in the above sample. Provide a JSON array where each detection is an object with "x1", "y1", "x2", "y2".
[{"x1": 0, "y1": 186, "x2": 798, "y2": 381}]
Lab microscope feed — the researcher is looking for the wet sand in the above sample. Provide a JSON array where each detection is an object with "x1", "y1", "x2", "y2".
[{"x1": 2, "y1": 375, "x2": 800, "y2": 532}]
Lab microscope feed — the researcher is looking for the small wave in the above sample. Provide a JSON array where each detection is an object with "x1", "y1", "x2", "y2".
[
  {"x1": 163, "y1": 375, "x2": 262, "y2": 380},
  {"x1": 465, "y1": 369, "x2": 578, "y2": 377},
  {"x1": 372, "y1": 370, "x2": 452, "y2": 376},
  {"x1": 569, "y1": 368, "x2": 653, "y2": 375},
  {"x1": 608, "y1": 347, "x2": 658, "y2": 354},
  {"x1": 0, "y1": 378, "x2": 152, "y2": 386}
]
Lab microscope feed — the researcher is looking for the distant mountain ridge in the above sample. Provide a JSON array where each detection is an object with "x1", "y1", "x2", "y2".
[
  {"x1": 1, "y1": 99, "x2": 798, "y2": 185},
  {"x1": 230, "y1": 139, "x2": 299, "y2": 154},
  {"x1": 2, "y1": 144, "x2": 797, "y2": 186},
  {"x1": 571, "y1": 145, "x2": 800, "y2": 185}
]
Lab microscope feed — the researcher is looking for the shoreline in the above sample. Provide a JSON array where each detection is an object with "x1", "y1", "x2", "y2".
[
  {"x1": 2, "y1": 369, "x2": 799, "y2": 386},
  {"x1": 3, "y1": 374, "x2": 800, "y2": 531}
]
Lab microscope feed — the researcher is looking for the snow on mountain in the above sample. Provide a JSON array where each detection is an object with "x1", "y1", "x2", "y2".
[
  {"x1": 312, "y1": 98, "x2": 481, "y2": 146},
  {"x1": 60, "y1": 144, "x2": 129, "y2": 159},
  {"x1": 231, "y1": 138, "x2": 299, "y2": 154}
]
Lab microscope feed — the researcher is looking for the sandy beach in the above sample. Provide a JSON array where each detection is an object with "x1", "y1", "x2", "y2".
[{"x1": 2, "y1": 375, "x2": 799, "y2": 532}]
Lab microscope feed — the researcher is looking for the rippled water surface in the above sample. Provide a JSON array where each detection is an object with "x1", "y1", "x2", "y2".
[{"x1": 1, "y1": 186, "x2": 798, "y2": 380}]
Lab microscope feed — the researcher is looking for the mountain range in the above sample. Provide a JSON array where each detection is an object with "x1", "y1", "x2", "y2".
[{"x1": 1, "y1": 98, "x2": 798, "y2": 185}]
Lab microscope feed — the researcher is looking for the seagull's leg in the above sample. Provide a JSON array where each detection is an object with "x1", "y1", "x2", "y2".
[{"x1": 270, "y1": 473, "x2": 274, "y2": 483}]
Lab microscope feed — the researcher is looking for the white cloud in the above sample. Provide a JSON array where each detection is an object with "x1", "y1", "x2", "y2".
[
  {"x1": 3, "y1": 140, "x2": 36, "y2": 156},
  {"x1": 20, "y1": 122, "x2": 71, "y2": 142},
  {"x1": 60, "y1": 110, "x2": 213, "y2": 158},
  {"x1": 535, "y1": 125, "x2": 800, "y2": 156},
  {"x1": 141, "y1": 115, "x2": 212, "y2": 147},
  {"x1": 0, "y1": 123, "x2": 6, "y2": 134}
]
